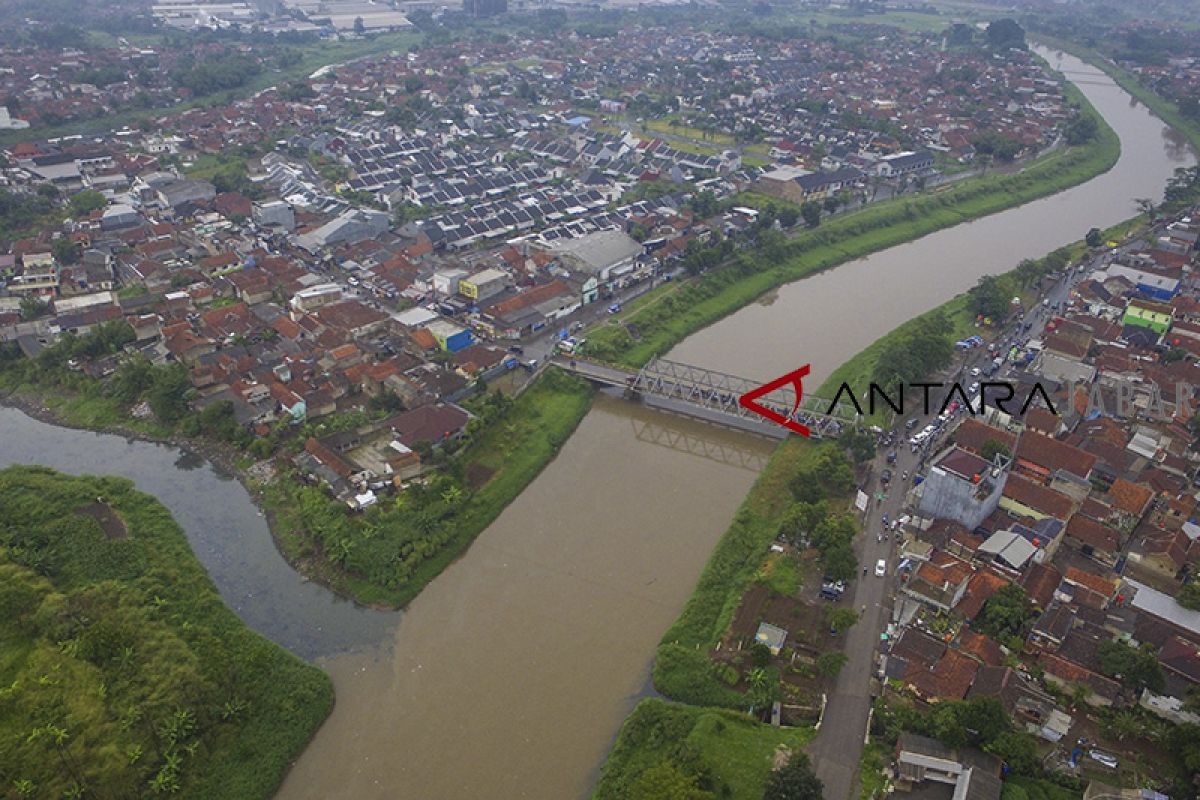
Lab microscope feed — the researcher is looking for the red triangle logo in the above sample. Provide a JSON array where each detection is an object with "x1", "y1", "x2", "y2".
[{"x1": 739, "y1": 365, "x2": 811, "y2": 437}]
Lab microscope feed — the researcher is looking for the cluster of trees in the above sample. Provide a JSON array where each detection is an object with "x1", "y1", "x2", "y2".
[
  {"x1": 621, "y1": 179, "x2": 679, "y2": 205},
  {"x1": 1095, "y1": 639, "x2": 1166, "y2": 694},
  {"x1": 1163, "y1": 165, "x2": 1200, "y2": 209},
  {"x1": 874, "y1": 696, "x2": 1042, "y2": 776},
  {"x1": 1064, "y1": 113, "x2": 1099, "y2": 146},
  {"x1": 0, "y1": 467, "x2": 332, "y2": 799},
  {"x1": 870, "y1": 311, "x2": 955, "y2": 396},
  {"x1": 837, "y1": 427, "x2": 877, "y2": 464},
  {"x1": 282, "y1": 370, "x2": 588, "y2": 594},
  {"x1": 595, "y1": 699, "x2": 825, "y2": 800},
  {"x1": 972, "y1": 243, "x2": 1077, "y2": 324},
  {"x1": 69, "y1": 189, "x2": 107, "y2": 217},
  {"x1": 681, "y1": 235, "x2": 736, "y2": 277},
  {"x1": 204, "y1": 157, "x2": 266, "y2": 200},
  {"x1": 973, "y1": 584, "x2": 1035, "y2": 648},
  {"x1": 593, "y1": 701, "x2": 728, "y2": 800},
  {"x1": 170, "y1": 54, "x2": 261, "y2": 97},
  {"x1": 0, "y1": 187, "x2": 59, "y2": 241},
  {"x1": 74, "y1": 65, "x2": 128, "y2": 88},
  {"x1": 985, "y1": 18, "x2": 1027, "y2": 51},
  {"x1": 1178, "y1": 580, "x2": 1200, "y2": 611},
  {"x1": 971, "y1": 274, "x2": 1013, "y2": 321},
  {"x1": 777, "y1": 450, "x2": 860, "y2": 582},
  {"x1": 763, "y1": 753, "x2": 824, "y2": 800},
  {"x1": 0, "y1": 321, "x2": 261, "y2": 451},
  {"x1": 972, "y1": 131, "x2": 1023, "y2": 162}
]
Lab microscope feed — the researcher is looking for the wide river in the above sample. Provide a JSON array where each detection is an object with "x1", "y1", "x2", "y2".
[{"x1": 0, "y1": 47, "x2": 1193, "y2": 800}]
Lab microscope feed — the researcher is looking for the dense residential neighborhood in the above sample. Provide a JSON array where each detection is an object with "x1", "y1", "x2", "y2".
[{"x1": 0, "y1": 20, "x2": 1083, "y2": 508}]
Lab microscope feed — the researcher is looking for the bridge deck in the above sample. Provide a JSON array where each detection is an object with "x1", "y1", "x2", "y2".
[{"x1": 551, "y1": 356, "x2": 858, "y2": 440}]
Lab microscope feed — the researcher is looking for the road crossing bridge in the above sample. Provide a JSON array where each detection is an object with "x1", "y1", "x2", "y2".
[{"x1": 551, "y1": 355, "x2": 860, "y2": 440}]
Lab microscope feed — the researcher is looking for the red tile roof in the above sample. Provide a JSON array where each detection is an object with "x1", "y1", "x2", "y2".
[
  {"x1": 1107, "y1": 478, "x2": 1154, "y2": 517},
  {"x1": 957, "y1": 570, "x2": 1011, "y2": 621},
  {"x1": 953, "y1": 419, "x2": 1017, "y2": 455},
  {"x1": 1064, "y1": 515, "x2": 1121, "y2": 554},
  {"x1": 1015, "y1": 431, "x2": 1097, "y2": 480},
  {"x1": 1003, "y1": 473, "x2": 1074, "y2": 520},
  {"x1": 1063, "y1": 566, "x2": 1116, "y2": 600},
  {"x1": 1020, "y1": 562, "x2": 1061, "y2": 608},
  {"x1": 905, "y1": 649, "x2": 978, "y2": 701},
  {"x1": 958, "y1": 629, "x2": 1006, "y2": 667}
]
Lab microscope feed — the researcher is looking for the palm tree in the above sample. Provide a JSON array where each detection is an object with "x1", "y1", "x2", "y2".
[{"x1": 1109, "y1": 710, "x2": 1142, "y2": 741}]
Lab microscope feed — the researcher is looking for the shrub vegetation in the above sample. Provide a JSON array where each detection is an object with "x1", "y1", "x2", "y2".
[{"x1": 0, "y1": 466, "x2": 333, "y2": 799}]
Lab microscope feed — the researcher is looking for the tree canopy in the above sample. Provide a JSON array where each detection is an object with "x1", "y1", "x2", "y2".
[
  {"x1": 973, "y1": 583, "x2": 1033, "y2": 641},
  {"x1": 971, "y1": 274, "x2": 1010, "y2": 320},
  {"x1": 985, "y1": 18, "x2": 1026, "y2": 51},
  {"x1": 1096, "y1": 639, "x2": 1165, "y2": 694},
  {"x1": 763, "y1": 753, "x2": 823, "y2": 800}
]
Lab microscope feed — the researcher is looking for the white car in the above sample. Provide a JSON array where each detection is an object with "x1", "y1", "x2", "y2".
[
  {"x1": 970, "y1": 366, "x2": 982, "y2": 377},
  {"x1": 874, "y1": 559, "x2": 887, "y2": 577}
]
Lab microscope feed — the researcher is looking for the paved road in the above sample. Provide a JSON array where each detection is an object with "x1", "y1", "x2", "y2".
[{"x1": 805, "y1": 236, "x2": 1136, "y2": 798}]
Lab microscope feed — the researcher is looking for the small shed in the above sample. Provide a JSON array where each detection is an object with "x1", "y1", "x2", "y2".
[{"x1": 755, "y1": 622, "x2": 788, "y2": 656}]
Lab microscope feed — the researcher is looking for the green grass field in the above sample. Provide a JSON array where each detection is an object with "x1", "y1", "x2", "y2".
[{"x1": 645, "y1": 116, "x2": 738, "y2": 146}]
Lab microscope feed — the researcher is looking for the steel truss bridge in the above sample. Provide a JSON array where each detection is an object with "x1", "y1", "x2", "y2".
[{"x1": 552, "y1": 356, "x2": 860, "y2": 440}]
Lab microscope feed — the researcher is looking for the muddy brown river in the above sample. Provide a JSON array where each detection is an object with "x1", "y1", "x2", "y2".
[
  {"x1": 0, "y1": 47, "x2": 1193, "y2": 800},
  {"x1": 275, "y1": 395, "x2": 771, "y2": 799}
]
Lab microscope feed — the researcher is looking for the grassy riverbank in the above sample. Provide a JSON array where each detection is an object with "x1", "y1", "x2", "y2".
[
  {"x1": 586, "y1": 84, "x2": 1119, "y2": 370},
  {"x1": 814, "y1": 213, "x2": 1148, "y2": 408},
  {"x1": 653, "y1": 438, "x2": 831, "y2": 707},
  {"x1": 594, "y1": 699, "x2": 817, "y2": 800},
  {"x1": 592, "y1": 437, "x2": 845, "y2": 796},
  {"x1": 596, "y1": 201, "x2": 1167, "y2": 797},
  {"x1": 263, "y1": 368, "x2": 594, "y2": 608},
  {"x1": 0, "y1": 466, "x2": 333, "y2": 798}
]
